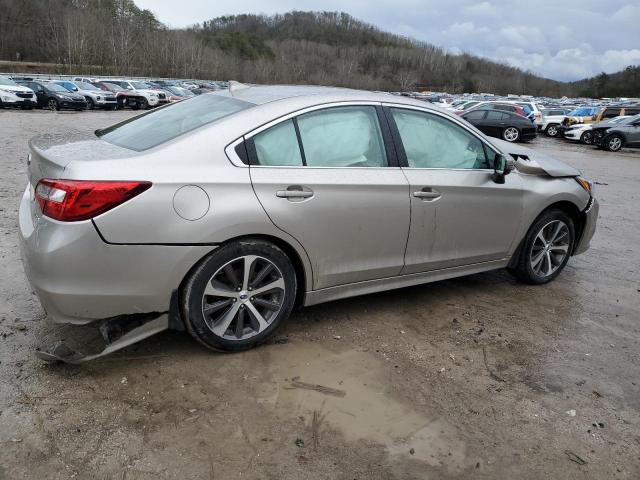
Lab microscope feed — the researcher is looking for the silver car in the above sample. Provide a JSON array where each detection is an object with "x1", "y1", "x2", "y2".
[{"x1": 18, "y1": 85, "x2": 598, "y2": 362}]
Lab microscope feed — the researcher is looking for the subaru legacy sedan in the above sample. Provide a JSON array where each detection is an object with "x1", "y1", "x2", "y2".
[{"x1": 19, "y1": 84, "x2": 598, "y2": 362}]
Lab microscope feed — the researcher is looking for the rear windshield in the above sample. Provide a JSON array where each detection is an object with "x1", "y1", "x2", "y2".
[{"x1": 97, "y1": 94, "x2": 253, "y2": 151}]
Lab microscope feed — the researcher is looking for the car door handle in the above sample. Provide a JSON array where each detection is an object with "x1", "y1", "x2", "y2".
[
  {"x1": 276, "y1": 189, "x2": 313, "y2": 199},
  {"x1": 413, "y1": 188, "x2": 441, "y2": 200}
]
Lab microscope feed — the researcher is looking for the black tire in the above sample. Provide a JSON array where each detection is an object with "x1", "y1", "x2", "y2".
[
  {"x1": 545, "y1": 124, "x2": 559, "y2": 137},
  {"x1": 138, "y1": 97, "x2": 149, "y2": 109},
  {"x1": 510, "y1": 209, "x2": 575, "y2": 285},
  {"x1": 604, "y1": 134, "x2": 624, "y2": 152},
  {"x1": 580, "y1": 130, "x2": 593, "y2": 144},
  {"x1": 182, "y1": 239, "x2": 297, "y2": 352},
  {"x1": 86, "y1": 97, "x2": 95, "y2": 110},
  {"x1": 47, "y1": 98, "x2": 59, "y2": 111}
]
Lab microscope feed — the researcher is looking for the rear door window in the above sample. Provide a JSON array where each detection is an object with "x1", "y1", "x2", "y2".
[
  {"x1": 253, "y1": 120, "x2": 303, "y2": 166},
  {"x1": 296, "y1": 106, "x2": 388, "y2": 167}
]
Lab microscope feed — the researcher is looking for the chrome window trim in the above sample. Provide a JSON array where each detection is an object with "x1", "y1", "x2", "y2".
[
  {"x1": 224, "y1": 137, "x2": 248, "y2": 168},
  {"x1": 226, "y1": 101, "x2": 393, "y2": 169}
]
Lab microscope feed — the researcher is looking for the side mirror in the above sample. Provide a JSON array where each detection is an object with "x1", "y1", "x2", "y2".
[{"x1": 492, "y1": 153, "x2": 513, "y2": 184}]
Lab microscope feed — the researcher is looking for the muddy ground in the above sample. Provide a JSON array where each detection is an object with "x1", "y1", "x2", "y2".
[{"x1": 0, "y1": 108, "x2": 638, "y2": 480}]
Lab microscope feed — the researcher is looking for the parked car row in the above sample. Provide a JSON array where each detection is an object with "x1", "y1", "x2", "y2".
[{"x1": 0, "y1": 75, "x2": 227, "y2": 111}]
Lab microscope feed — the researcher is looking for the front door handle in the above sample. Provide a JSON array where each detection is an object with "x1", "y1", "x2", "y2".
[
  {"x1": 413, "y1": 188, "x2": 441, "y2": 201},
  {"x1": 276, "y1": 186, "x2": 314, "y2": 199}
]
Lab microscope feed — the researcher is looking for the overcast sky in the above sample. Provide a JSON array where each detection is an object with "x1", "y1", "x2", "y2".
[{"x1": 136, "y1": 0, "x2": 640, "y2": 81}]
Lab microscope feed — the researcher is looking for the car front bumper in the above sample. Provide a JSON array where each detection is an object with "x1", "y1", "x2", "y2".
[
  {"x1": 1, "y1": 93, "x2": 36, "y2": 105},
  {"x1": 574, "y1": 196, "x2": 599, "y2": 255},
  {"x1": 18, "y1": 185, "x2": 214, "y2": 325}
]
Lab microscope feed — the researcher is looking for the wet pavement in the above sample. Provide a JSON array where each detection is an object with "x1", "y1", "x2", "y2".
[{"x1": 0, "y1": 109, "x2": 639, "y2": 479}]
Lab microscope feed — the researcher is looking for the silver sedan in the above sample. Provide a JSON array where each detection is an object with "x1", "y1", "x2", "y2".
[{"x1": 18, "y1": 84, "x2": 598, "y2": 362}]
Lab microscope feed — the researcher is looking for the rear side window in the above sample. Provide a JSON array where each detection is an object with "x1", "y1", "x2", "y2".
[
  {"x1": 253, "y1": 119, "x2": 303, "y2": 166},
  {"x1": 487, "y1": 111, "x2": 509, "y2": 120},
  {"x1": 98, "y1": 95, "x2": 253, "y2": 151},
  {"x1": 297, "y1": 106, "x2": 387, "y2": 167},
  {"x1": 603, "y1": 108, "x2": 621, "y2": 119}
]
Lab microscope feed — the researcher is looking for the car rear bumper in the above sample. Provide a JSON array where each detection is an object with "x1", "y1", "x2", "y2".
[
  {"x1": 18, "y1": 185, "x2": 214, "y2": 325},
  {"x1": 574, "y1": 196, "x2": 599, "y2": 255}
]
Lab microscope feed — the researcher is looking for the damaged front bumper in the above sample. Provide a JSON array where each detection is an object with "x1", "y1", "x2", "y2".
[{"x1": 574, "y1": 196, "x2": 599, "y2": 255}]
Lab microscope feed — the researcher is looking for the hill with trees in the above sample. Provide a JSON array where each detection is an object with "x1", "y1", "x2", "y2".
[{"x1": 0, "y1": 0, "x2": 637, "y2": 97}]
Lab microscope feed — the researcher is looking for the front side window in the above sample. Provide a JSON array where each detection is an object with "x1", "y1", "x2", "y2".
[
  {"x1": 391, "y1": 108, "x2": 491, "y2": 169},
  {"x1": 253, "y1": 119, "x2": 303, "y2": 166},
  {"x1": 297, "y1": 106, "x2": 387, "y2": 167},
  {"x1": 465, "y1": 110, "x2": 486, "y2": 120}
]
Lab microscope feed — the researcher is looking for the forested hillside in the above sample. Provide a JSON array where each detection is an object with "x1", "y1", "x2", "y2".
[{"x1": 0, "y1": 0, "x2": 637, "y2": 97}]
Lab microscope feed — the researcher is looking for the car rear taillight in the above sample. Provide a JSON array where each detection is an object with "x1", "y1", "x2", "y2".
[{"x1": 34, "y1": 179, "x2": 151, "y2": 222}]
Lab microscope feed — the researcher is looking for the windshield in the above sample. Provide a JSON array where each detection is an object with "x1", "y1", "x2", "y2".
[
  {"x1": 569, "y1": 107, "x2": 597, "y2": 116},
  {"x1": 130, "y1": 81, "x2": 150, "y2": 89},
  {"x1": 77, "y1": 82, "x2": 100, "y2": 91},
  {"x1": 0, "y1": 76, "x2": 18, "y2": 86},
  {"x1": 47, "y1": 83, "x2": 71, "y2": 93},
  {"x1": 98, "y1": 94, "x2": 254, "y2": 151}
]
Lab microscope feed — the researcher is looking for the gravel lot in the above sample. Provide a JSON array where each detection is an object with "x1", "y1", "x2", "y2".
[{"x1": 0, "y1": 109, "x2": 639, "y2": 479}]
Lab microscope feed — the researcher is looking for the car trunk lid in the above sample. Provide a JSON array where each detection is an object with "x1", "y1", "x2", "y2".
[{"x1": 27, "y1": 130, "x2": 137, "y2": 186}]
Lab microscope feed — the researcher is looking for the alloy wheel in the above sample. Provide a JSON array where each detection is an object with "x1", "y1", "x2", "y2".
[
  {"x1": 608, "y1": 137, "x2": 622, "y2": 151},
  {"x1": 48, "y1": 99, "x2": 58, "y2": 111},
  {"x1": 504, "y1": 127, "x2": 519, "y2": 142},
  {"x1": 201, "y1": 255, "x2": 285, "y2": 340},
  {"x1": 529, "y1": 220, "x2": 570, "y2": 278},
  {"x1": 546, "y1": 125, "x2": 558, "y2": 137},
  {"x1": 581, "y1": 131, "x2": 593, "y2": 144}
]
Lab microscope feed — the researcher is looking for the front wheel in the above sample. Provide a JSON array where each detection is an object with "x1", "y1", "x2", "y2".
[
  {"x1": 580, "y1": 130, "x2": 593, "y2": 144},
  {"x1": 182, "y1": 240, "x2": 297, "y2": 352},
  {"x1": 604, "y1": 134, "x2": 623, "y2": 152},
  {"x1": 502, "y1": 126, "x2": 520, "y2": 142},
  {"x1": 510, "y1": 209, "x2": 575, "y2": 285},
  {"x1": 47, "y1": 98, "x2": 59, "y2": 111}
]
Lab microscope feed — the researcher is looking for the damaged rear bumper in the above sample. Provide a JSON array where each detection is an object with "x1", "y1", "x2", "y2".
[
  {"x1": 18, "y1": 185, "x2": 215, "y2": 361},
  {"x1": 35, "y1": 313, "x2": 169, "y2": 363}
]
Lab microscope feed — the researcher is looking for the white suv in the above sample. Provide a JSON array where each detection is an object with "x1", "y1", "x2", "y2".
[
  {"x1": 108, "y1": 80, "x2": 169, "y2": 108},
  {"x1": 0, "y1": 76, "x2": 37, "y2": 108}
]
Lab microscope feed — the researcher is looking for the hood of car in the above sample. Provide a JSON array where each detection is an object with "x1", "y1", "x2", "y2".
[
  {"x1": 490, "y1": 138, "x2": 581, "y2": 177},
  {"x1": 0, "y1": 84, "x2": 33, "y2": 93}
]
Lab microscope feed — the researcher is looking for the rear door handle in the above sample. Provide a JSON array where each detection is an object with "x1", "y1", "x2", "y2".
[{"x1": 413, "y1": 188, "x2": 441, "y2": 200}]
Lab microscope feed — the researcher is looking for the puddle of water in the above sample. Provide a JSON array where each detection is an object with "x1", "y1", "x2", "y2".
[{"x1": 256, "y1": 342, "x2": 468, "y2": 471}]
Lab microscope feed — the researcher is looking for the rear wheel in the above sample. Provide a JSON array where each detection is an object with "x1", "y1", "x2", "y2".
[
  {"x1": 511, "y1": 209, "x2": 575, "y2": 284},
  {"x1": 182, "y1": 240, "x2": 297, "y2": 352},
  {"x1": 545, "y1": 124, "x2": 559, "y2": 137},
  {"x1": 502, "y1": 126, "x2": 520, "y2": 142},
  {"x1": 604, "y1": 134, "x2": 623, "y2": 152}
]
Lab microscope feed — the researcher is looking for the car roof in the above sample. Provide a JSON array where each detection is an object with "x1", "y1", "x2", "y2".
[{"x1": 211, "y1": 84, "x2": 445, "y2": 113}]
